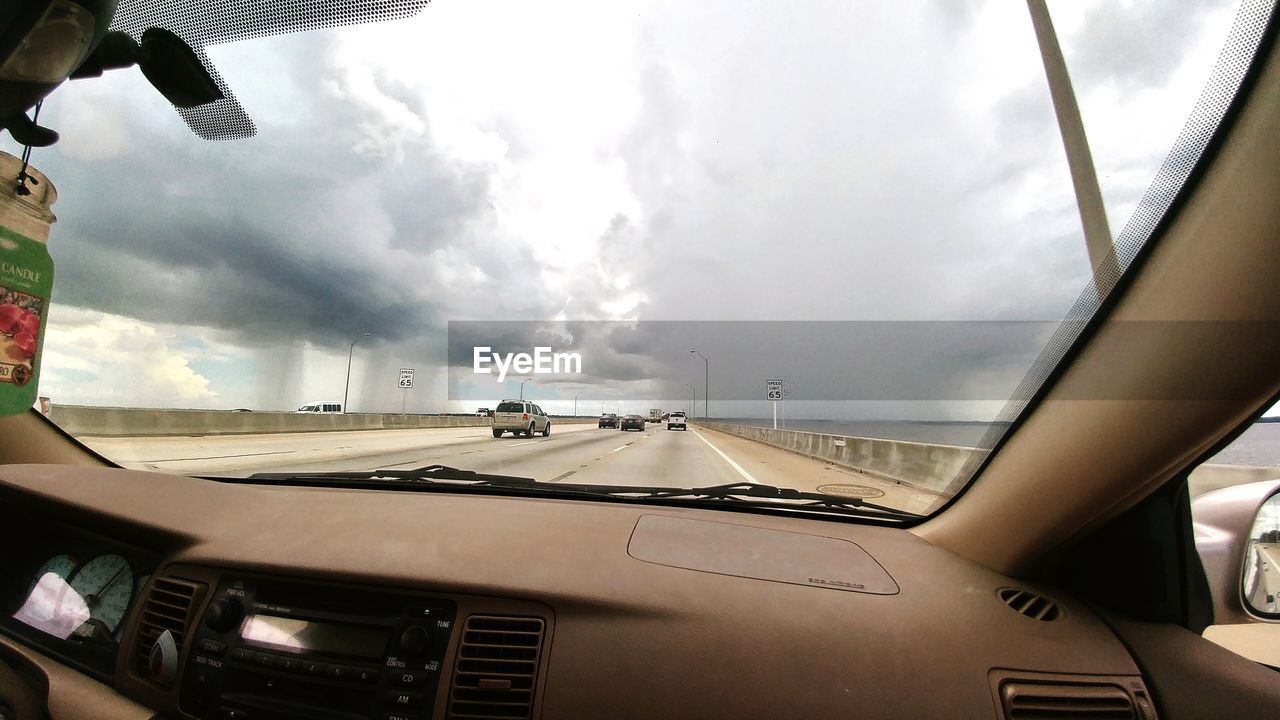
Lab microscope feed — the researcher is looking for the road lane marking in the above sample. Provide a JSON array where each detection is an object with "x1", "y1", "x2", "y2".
[
  {"x1": 549, "y1": 470, "x2": 576, "y2": 482},
  {"x1": 138, "y1": 449, "x2": 293, "y2": 463},
  {"x1": 508, "y1": 440, "x2": 540, "y2": 446},
  {"x1": 691, "y1": 429, "x2": 759, "y2": 484},
  {"x1": 609, "y1": 441, "x2": 635, "y2": 453}
]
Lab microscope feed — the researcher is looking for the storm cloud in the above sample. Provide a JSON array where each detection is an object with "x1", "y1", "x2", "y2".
[{"x1": 5, "y1": 0, "x2": 1248, "y2": 415}]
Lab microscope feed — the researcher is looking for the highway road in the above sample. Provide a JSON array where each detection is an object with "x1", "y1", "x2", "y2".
[{"x1": 84, "y1": 423, "x2": 941, "y2": 514}]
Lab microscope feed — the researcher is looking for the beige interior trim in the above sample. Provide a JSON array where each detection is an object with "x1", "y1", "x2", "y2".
[
  {"x1": 0, "y1": 412, "x2": 109, "y2": 467},
  {"x1": 1203, "y1": 622, "x2": 1280, "y2": 667},
  {"x1": 0, "y1": 636, "x2": 153, "y2": 720},
  {"x1": 917, "y1": 32, "x2": 1280, "y2": 575}
]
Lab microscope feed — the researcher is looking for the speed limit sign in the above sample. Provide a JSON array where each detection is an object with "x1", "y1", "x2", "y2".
[
  {"x1": 766, "y1": 379, "x2": 783, "y2": 401},
  {"x1": 398, "y1": 368, "x2": 415, "y2": 388}
]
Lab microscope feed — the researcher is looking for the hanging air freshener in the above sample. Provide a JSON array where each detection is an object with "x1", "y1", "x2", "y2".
[{"x1": 0, "y1": 151, "x2": 56, "y2": 416}]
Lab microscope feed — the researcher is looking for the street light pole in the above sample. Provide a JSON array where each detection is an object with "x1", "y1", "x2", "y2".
[
  {"x1": 1026, "y1": 0, "x2": 1115, "y2": 287},
  {"x1": 574, "y1": 392, "x2": 581, "y2": 417},
  {"x1": 690, "y1": 349, "x2": 708, "y2": 421},
  {"x1": 685, "y1": 383, "x2": 696, "y2": 416},
  {"x1": 343, "y1": 332, "x2": 371, "y2": 414},
  {"x1": 520, "y1": 377, "x2": 532, "y2": 400}
]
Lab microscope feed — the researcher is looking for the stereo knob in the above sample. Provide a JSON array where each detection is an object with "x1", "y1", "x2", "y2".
[
  {"x1": 398, "y1": 625, "x2": 429, "y2": 657},
  {"x1": 204, "y1": 597, "x2": 243, "y2": 632}
]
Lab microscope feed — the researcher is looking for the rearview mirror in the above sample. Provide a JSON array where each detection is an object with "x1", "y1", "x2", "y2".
[{"x1": 1242, "y1": 493, "x2": 1280, "y2": 617}]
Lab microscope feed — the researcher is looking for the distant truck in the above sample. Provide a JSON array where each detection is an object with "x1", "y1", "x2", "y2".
[
  {"x1": 295, "y1": 401, "x2": 342, "y2": 413},
  {"x1": 648, "y1": 408, "x2": 662, "y2": 423},
  {"x1": 667, "y1": 411, "x2": 687, "y2": 431}
]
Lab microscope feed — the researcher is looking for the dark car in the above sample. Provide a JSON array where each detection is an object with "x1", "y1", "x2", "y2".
[
  {"x1": 620, "y1": 414, "x2": 646, "y2": 431},
  {"x1": 599, "y1": 413, "x2": 619, "y2": 429}
]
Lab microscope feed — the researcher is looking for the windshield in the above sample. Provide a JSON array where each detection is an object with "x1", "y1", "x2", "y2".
[{"x1": 4, "y1": 0, "x2": 1265, "y2": 519}]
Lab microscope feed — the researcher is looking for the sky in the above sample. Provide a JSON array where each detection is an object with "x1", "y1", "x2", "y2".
[{"x1": 4, "y1": 0, "x2": 1264, "y2": 419}]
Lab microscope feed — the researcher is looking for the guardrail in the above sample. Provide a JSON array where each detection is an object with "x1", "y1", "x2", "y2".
[
  {"x1": 47, "y1": 406, "x2": 597, "y2": 437},
  {"x1": 698, "y1": 422, "x2": 986, "y2": 493},
  {"x1": 698, "y1": 421, "x2": 1280, "y2": 498}
]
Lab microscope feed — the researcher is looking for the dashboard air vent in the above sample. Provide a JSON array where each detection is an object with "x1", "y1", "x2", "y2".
[
  {"x1": 998, "y1": 587, "x2": 1062, "y2": 621},
  {"x1": 1000, "y1": 681, "x2": 1137, "y2": 719},
  {"x1": 448, "y1": 615, "x2": 546, "y2": 720},
  {"x1": 134, "y1": 576, "x2": 202, "y2": 682}
]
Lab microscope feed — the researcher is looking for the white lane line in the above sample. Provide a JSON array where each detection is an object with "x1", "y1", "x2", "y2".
[
  {"x1": 609, "y1": 444, "x2": 630, "y2": 453},
  {"x1": 508, "y1": 440, "x2": 540, "y2": 447},
  {"x1": 691, "y1": 428, "x2": 759, "y2": 484}
]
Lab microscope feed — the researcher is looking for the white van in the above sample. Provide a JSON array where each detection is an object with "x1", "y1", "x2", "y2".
[{"x1": 295, "y1": 401, "x2": 343, "y2": 413}]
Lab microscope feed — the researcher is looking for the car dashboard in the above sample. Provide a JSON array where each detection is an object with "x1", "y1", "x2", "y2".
[{"x1": 0, "y1": 464, "x2": 1158, "y2": 719}]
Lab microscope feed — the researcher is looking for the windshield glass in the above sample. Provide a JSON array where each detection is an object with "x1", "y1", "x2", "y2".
[{"x1": 3, "y1": 0, "x2": 1263, "y2": 519}]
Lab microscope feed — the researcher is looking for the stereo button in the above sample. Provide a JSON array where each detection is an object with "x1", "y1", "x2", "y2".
[
  {"x1": 229, "y1": 648, "x2": 254, "y2": 663},
  {"x1": 276, "y1": 656, "x2": 303, "y2": 672},
  {"x1": 398, "y1": 625, "x2": 430, "y2": 657},
  {"x1": 251, "y1": 652, "x2": 275, "y2": 667},
  {"x1": 385, "y1": 691, "x2": 424, "y2": 708},
  {"x1": 198, "y1": 639, "x2": 227, "y2": 655},
  {"x1": 392, "y1": 671, "x2": 427, "y2": 687},
  {"x1": 352, "y1": 667, "x2": 382, "y2": 684},
  {"x1": 382, "y1": 715, "x2": 419, "y2": 720},
  {"x1": 301, "y1": 661, "x2": 328, "y2": 676},
  {"x1": 328, "y1": 665, "x2": 352, "y2": 681}
]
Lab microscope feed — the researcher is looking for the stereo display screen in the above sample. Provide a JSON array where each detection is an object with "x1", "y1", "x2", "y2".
[{"x1": 240, "y1": 613, "x2": 388, "y2": 659}]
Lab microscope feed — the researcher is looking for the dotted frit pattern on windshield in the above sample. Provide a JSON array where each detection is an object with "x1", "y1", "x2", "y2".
[{"x1": 109, "y1": 0, "x2": 433, "y2": 140}]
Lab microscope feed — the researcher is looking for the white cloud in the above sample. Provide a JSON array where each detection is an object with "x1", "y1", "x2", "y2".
[{"x1": 39, "y1": 307, "x2": 219, "y2": 407}]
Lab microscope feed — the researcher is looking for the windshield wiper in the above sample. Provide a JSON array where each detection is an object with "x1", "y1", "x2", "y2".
[
  {"x1": 228, "y1": 466, "x2": 920, "y2": 520},
  {"x1": 580, "y1": 481, "x2": 922, "y2": 520},
  {"x1": 244, "y1": 464, "x2": 540, "y2": 487}
]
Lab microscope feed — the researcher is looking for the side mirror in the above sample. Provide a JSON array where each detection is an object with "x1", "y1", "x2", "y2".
[
  {"x1": 1242, "y1": 493, "x2": 1280, "y2": 617},
  {"x1": 1192, "y1": 480, "x2": 1280, "y2": 667}
]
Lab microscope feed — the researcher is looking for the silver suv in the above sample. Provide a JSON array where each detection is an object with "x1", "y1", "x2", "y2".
[{"x1": 491, "y1": 400, "x2": 551, "y2": 438}]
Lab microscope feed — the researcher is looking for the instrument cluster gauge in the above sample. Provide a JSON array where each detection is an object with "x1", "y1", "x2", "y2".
[
  {"x1": 67, "y1": 554, "x2": 135, "y2": 635},
  {"x1": 15, "y1": 553, "x2": 84, "y2": 639},
  {"x1": 30, "y1": 554, "x2": 77, "y2": 590}
]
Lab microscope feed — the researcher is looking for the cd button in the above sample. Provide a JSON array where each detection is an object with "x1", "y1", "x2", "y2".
[
  {"x1": 229, "y1": 648, "x2": 254, "y2": 663},
  {"x1": 327, "y1": 664, "x2": 351, "y2": 681},
  {"x1": 352, "y1": 667, "x2": 382, "y2": 683},
  {"x1": 392, "y1": 671, "x2": 427, "y2": 687},
  {"x1": 301, "y1": 660, "x2": 328, "y2": 676},
  {"x1": 385, "y1": 691, "x2": 424, "y2": 707},
  {"x1": 251, "y1": 652, "x2": 275, "y2": 667}
]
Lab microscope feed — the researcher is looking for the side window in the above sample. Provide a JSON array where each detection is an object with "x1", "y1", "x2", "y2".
[
  {"x1": 1190, "y1": 413, "x2": 1280, "y2": 668},
  {"x1": 326, "y1": 404, "x2": 339, "y2": 412}
]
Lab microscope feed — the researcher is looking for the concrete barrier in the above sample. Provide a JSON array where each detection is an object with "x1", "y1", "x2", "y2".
[
  {"x1": 701, "y1": 422, "x2": 1280, "y2": 498},
  {"x1": 48, "y1": 405, "x2": 596, "y2": 437},
  {"x1": 699, "y1": 422, "x2": 987, "y2": 493}
]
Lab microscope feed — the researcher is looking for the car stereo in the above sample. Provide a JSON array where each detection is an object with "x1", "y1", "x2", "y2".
[{"x1": 179, "y1": 575, "x2": 456, "y2": 720}]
